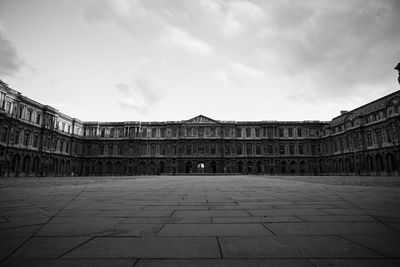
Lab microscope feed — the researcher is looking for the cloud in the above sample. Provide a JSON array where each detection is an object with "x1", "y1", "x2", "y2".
[
  {"x1": 163, "y1": 26, "x2": 214, "y2": 55},
  {"x1": 0, "y1": 28, "x2": 24, "y2": 77},
  {"x1": 117, "y1": 77, "x2": 164, "y2": 113}
]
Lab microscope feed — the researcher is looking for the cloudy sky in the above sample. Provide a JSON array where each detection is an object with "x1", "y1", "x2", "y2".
[{"x1": 0, "y1": 0, "x2": 399, "y2": 122}]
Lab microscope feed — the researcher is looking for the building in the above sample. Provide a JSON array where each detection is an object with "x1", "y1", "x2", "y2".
[{"x1": 1, "y1": 80, "x2": 399, "y2": 177}]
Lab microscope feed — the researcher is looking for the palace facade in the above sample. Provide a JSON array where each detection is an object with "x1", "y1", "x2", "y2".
[{"x1": 1, "y1": 80, "x2": 399, "y2": 177}]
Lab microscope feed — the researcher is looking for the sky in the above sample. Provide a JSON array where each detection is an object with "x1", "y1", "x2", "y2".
[{"x1": 0, "y1": 0, "x2": 399, "y2": 122}]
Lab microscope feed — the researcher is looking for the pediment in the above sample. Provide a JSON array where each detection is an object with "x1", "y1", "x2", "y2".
[{"x1": 184, "y1": 115, "x2": 219, "y2": 124}]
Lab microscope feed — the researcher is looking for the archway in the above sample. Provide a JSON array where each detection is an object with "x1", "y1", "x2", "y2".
[
  {"x1": 32, "y1": 156, "x2": 40, "y2": 175},
  {"x1": 300, "y1": 160, "x2": 306, "y2": 175},
  {"x1": 386, "y1": 153, "x2": 396, "y2": 172},
  {"x1": 159, "y1": 161, "x2": 165, "y2": 174},
  {"x1": 280, "y1": 161, "x2": 286, "y2": 174},
  {"x1": 247, "y1": 161, "x2": 253, "y2": 174},
  {"x1": 96, "y1": 161, "x2": 103, "y2": 175},
  {"x1": 22, "y1": 155, "x2": 31, "y2": 175},
  {"x1": 139, "y1": 161, "x2": 146, "y2": 175},
  {"x1": 210, "y1": 161, "x2": 217, "y2": 173},
  {"x1": 375, "y1": 154, "x2": 384, "y2": 172},
  {"x1": 149, "y1": 161, "x2": 156, "y2": 175},
  {"x1": 289, "y1": 161, "x2": 296, "y2": 175},
  {"x1": 186, "y1": 161, "x2": 192, "y2": 173},
  {"x1": 237, "y1": 161, "x2": 243, "y2": 173},
  {"x1": 256, "y1": 161, "x2": 263, "y2": 174},
  {"x1": 197, "y1": 162, "x2": 205, "y2": 174},
  {"x1": 106, "y1": 161, "x2": 113, "y2": 174},
  {"x1": 366, "y1": 155, "x2": 373, "y2": 172}
]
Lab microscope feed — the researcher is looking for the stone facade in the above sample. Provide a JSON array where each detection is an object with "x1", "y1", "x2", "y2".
[{"x1": 1, "y1": 80, "x2": 399, "y2": 177}]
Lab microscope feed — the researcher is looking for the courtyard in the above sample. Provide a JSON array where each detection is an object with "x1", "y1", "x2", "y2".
[{"x1": 0, "y1": 175, "x2": 400, "y2": 266}]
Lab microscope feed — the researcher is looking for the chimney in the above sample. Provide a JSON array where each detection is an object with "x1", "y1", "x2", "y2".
[{"x1": 340, "y1": 110, "x2": 348, "y2": 115}]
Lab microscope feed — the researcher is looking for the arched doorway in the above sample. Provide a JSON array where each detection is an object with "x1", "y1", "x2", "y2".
[
  {"x1": 289, "y1": 161, "x2": 296, "y2": 175},
  {"x1": 32, "y1": 156, "x2": 40, "y2": 175},
  {"x1": 300, "y1": 161, "x2": 306, "y2": 175},
  {"x1": 280, "y1": 161, "x2": 286, "y2": 174},
  {"x1": 366, "y1": 155, "x2": 373, "y2": 172},
  {"x1": 96, "y1": 161, "x2": 103, "y2": 175},
  {"x1": 197, "y1": 162, "x2": 205, "y2": 174},
  {"x1": 386, "y1": 153, "x2": 396, "y2": 172},
  {"x1": 210, "y1": 161, "x2": 217, "y2": 173},
  {"x1": 139, "y1": 161, "x2": 146, "y2": 175},
  {"x1": 106, "y1": 161, "x2": 113, "y2": 175},
  {"x1": 186, "y1": 161, "x2": 192, "y2": 173},
  {"x1": 256, "y1": 161, "x2": 263, "y2": 174},
  {"x1": 159, "y1": 161, "x2": 165, "y2": 174},
  {"x1": 237, "y1": 161, "x2": 243, "y2": 174},
  {"x1": 22, "y1": 155, "x2": 31, "y2": 176},
  {"x1": 149, "y1": 161, "x2": 156, "y2": 175},
  {"x1": 247, "y1": 161, "x2": 253, "y2": 174},
  {"x1": 375, "y1": 154, "x2": 383, "y2": 172}
]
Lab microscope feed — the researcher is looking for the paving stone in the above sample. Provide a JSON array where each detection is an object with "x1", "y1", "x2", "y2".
[
  {"x1": 248, "y1": 209, "x2": 331, "y2": 216},
  {"x1": 219, "y1": 236, "x2": 381, "y2": 258},
  {"x1": 344, "y1": 235, "x2": 400, "y2": 258},
  {"x1": 310, "y1": 259, "x2": 400, "y2": 267},
  {"x1": 212, "y1": 216, "x2": 302, "y2": 223},
  {"x1": 63, "y1": 237, "x2": 220, "y2": 258},
  {"x1": 298, "y1": 215, "x2": 377, "y2": 222},
  {"x1": 172, "y1": 210, "x2": 249, "y2": 217},
  {"x1": 264, "y1": 222, "x2": 397, "y2": 236},
  {"x1": 0, "y1": 237, "x2": 27, "y2": 260},
  {"x1": 158, "y1": 223, "x2": 272, "y2": 236},
  {"x1": 0, "y1": 259, "x2": 136, "y2": 267},
  {"x1": 135, "y1": 259, "x2": 313, "y2": 267},
  {"x1": 10, "y1": 237, "x2": 90, "y2": 258}
]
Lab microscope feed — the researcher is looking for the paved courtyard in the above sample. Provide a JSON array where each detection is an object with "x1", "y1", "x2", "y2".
[{"x1": 1, "y1": 175, "x2": 400, "y2": 266}]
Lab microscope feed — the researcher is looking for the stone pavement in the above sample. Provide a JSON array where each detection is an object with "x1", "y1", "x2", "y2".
[{"x1": 0, "y1": 175, "x2": 400, "y2": 266}]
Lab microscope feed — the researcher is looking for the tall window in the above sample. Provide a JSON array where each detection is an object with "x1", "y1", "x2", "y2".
[
  {"x1": 289, "y1": 144, "x2": 294, "y2": 154},
  {"x1": 237, "y1": 145, "x2": 242, "y2": 155},
  {"x1": 246, "y1": 128, "x2": 251, "y2": 137},
  {"x1": 211, "y1": 145, "x2": 216, "y2": 155},
  {"x1": 268, "y1": 144, "x2": 273, "y2": 154},
  {"x1": 279, "y1": 144, "x2": 285, "y2": 154},
  {"x1": 152, "y1": 128, "x2": 157, "y2": 138},
  {"x1": 279, "y1": 128, "x2": 284, "y2": 137},
  {"x1": 1, "y1": 127, "x2": 8, "y2": 143},
  {"x1": 256, "y1": 145, "x2": 261, "y2": 155},
  {"x1": 297, "y1": 128, "x2": 302, "y2": 137},
  {"x1": 236, "y1": 128, "x2": 242, "y2": 137},
  {"x1": 24, "y1": 131, "x2": 30, "y2": 146},
  {"x1": 298, "y1": 144, "x2": 303, "y2": 155},
  {"x1": 246, "y1": 144, "x2": 252, "y2": 155},
  {"x1": 186, "y1": 145, "x2": 192, "y2": 155},
  {"x1": 288, "y1": 128, "x2": 293, "y2": 137},
  {"x1": 255, "y1": 128, "x2": 260, "y2": 137},
  {"x1": 108, "y1": 145, "x2": 113, "y2": 155}
]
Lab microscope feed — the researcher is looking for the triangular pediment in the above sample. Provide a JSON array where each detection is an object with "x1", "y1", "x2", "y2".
[{"x1": 184, "y1": 115, "x2": 219, "y2": 124}]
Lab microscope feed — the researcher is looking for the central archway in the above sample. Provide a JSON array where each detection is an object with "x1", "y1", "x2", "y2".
[{"x1": 197, "y1": 162, "x2": 205, "y2": 174}]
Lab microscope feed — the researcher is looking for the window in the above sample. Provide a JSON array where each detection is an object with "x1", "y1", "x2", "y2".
[
  {"x1": 376, "y1": 130, "x2": 382, "y2": 144},
  {"x1": 33, "y1": 134, "x2": 39, "y2": 148},
  {"x1": 237, "y1": 145, "x2": 242, "y2": 155},
  {"x1": 256, "y1": 145, "x2": 261, "y2": 155},
  {"x1": 160, "y1": 128, "x2": 166, "y2": 138},
  {"x1": 186, "y1": 145, "x2": 192, "y2": 155},
  {"x1": 36, "y1": 113, "x2": 41, "y2": 124},
  {"x1": 24, "y1": 131, "x2": 30, "y2": 146},
  {"x1": 288, "y1": 128, "x2": 293, "y2": 137},
  {"x1": 101, "y1": 129, "x2": 105, "y2": 137},
  {"x1": 297, "y1": 128, "x2": 302, "y2": 137},
  {"x1": 268, "y1": 144, "x2": 273, "y2": 154},
  {"x1": 386, "y1": 128, "x2": 392, "y2": 143},
  {"x1": 236, "y1": 128, "x2": 242, "y2": 137},
  {"x1": 118, "y1": 146, "x2": 123, "y2": 155},
  {"x1": 66, "y1": 142, "x2": 70, "y2": 153},
  {"x1": 1, "y1": 127, "x2": 8, "y2": 142},
  {"x1": 279, "y1": 144, "x2": 285, "y2": 154},
  {"x1": 14, "y1": 129, "x2": 20, "y2": 144},
  {"x1": 246, "y1": 128, "x2": 251, "y2": 137},
  {"x1": 110, "y1": 129, "x2": 115, "y2": 137},
  {"x1": 108, "y1": 145, "x2": 113, "y2": 155},
  {"x1": 210, "y1": 127, "x2": 215, "y2": 137},
  {"x1": 279, "y1": 128, "x2": 284, "y2": 137},
  {"x1": 255, "y1": 128, "x2": 260, "y2": 137},
  {"x1": 246, "y1": 144, "x2": 252, "y2": 155},
  {"x1": 60, "y1": 141, "x2": 64, "y2": 152},
  {"x1": 197, "y1": 146, "x2": 204, "y2": 154},
  {"x1": 367, "y1": 133, "x2": 372, "y2": 146},
  {"x1": 152, "y1": 128, "x2": 157, "y2": 138},
  {"x1": 225, "y1": 145, "x2": 230, "y2": 155},
  {"x1": 289, "y1": 144, "x2": 294, "y2": 154},
  {"x1": 298, "y1": 144, "x2": 303, "y2": 155}
]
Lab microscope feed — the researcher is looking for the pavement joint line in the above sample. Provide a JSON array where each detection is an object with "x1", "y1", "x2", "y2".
[
  {"x1": 0, "y1": 223, "x2": 46, "y2": 231},
  {"x1": 337, "y1": 235, "x2": 388, "y2": 258},
  {"x1": 261, "y1": 223, "x2": 277, "y2": 236},
  {"x1": 369, "y1": 215, "x2": 400, "y2": 235},
  {"x1": 56, "y1": 236, "x2": 97, "y2": 259},
  {"x1": 0, "y1": 186, "x2": 88, "y2": 265},
  {"x1": 216, "y1": 237, "x2": 224, "y2": 259}
]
